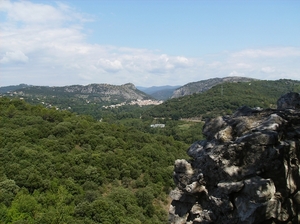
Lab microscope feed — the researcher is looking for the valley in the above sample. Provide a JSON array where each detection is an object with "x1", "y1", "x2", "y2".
[{"x1": 0, "y1": 77, "x2": 300, "y2": 223}]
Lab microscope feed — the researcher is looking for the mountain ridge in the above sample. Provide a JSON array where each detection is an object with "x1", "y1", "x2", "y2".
[
  {"x1": 171, "y1": 76, "x2": 257, "y2": 98},
  {"x1": 0, "y1": 82, "x2": 152, "y2": 102},
  {"x1": 0, "y1": 77, "x2": 258, "y2": 101},
  {"x1": 137, "y1": 85, "x2": 181, "y2": 100},
  {"x1": 0, "y1": 83, "x2": 158, "y2": 114}
]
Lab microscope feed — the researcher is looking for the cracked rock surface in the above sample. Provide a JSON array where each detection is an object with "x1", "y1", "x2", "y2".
[{"x1": 169, "y1": 92, "x2": 300, "y2": 224}]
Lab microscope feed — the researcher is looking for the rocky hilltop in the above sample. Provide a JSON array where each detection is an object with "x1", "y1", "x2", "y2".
[
  {"x1": 171, "y1": 77, "x2": 256, "y2": 98},
  {"x1": 169, "y1": 92, "x2": 300, "y2": 223},
  {"x1": 1, "y1": 83, "x2": 152, "y2": 103},
  {"x1": 61, "y1": 83, "x2": 149, "y2": 101}
]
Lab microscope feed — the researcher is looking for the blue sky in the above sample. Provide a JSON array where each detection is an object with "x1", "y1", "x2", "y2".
[{"x1": 0, "y1": 0, "x2": 300, "y2": 87}]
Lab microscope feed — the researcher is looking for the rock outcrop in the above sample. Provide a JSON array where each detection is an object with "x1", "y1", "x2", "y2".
[{"x1": 169, "y1": 92, "x2": 300, "y2": 224}]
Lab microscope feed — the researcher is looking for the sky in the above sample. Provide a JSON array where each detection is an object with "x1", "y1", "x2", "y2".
[{"x1": 0, "y1": 0, "x2": 300, "y2": 87}]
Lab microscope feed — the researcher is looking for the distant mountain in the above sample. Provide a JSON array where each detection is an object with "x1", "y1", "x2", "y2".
[
  {"x1": 137, "y1": 85, "x2": 181, "y2": 94},
  {"x1": 137, "y1": 85, "x2": 181, "y2": 100},
  {"x1": 0, "y1": 84, "x2": 31, "y2": 94},
  {"x1": 150, "y1": 89, "x2": 177, "y2": 100},
  {"x1": 171, "y1": 76, "x2": 257, "y2": 98},
  {"x1": 0, "y1": 83, "x2": 153, "y2": 109}
]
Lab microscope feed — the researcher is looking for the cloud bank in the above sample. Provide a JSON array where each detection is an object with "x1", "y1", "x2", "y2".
[{"x1": 0, "y1": 0, "x2": 299, "y2": 87}]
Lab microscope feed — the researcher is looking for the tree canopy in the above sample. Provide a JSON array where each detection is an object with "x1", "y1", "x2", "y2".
[
  {"x1": 145, "y1": 79, "x2": 300, "y2": 119},
  {"x1": 0, "y1": 97, "x2": 189, "y2": 223}
]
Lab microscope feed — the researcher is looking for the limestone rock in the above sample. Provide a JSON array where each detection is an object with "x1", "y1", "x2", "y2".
[{"x1": 169, "y1": 92, "x2": 300, "y2": 224}]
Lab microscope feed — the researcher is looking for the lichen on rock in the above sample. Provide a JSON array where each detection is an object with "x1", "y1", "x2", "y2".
[{"x1": 169, "y1": 92, "x2": 300, "y2": 224}]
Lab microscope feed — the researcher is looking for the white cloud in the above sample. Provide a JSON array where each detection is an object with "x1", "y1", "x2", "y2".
[
  {"x1": 0, "y1": 50, "x2": 29, "y2": 64},
  {"x1": 97, "y1": 59, "x2": 123, "y2": 73},
  {"x1": 0, "y1": 1, "x2": 63, "y2": 25},
  {"x1": 0, "y1": 0, "x2": 92, "y2": 25},
  {"x1": 0, "y1": 0, "x2": 299, "y2": 87}
]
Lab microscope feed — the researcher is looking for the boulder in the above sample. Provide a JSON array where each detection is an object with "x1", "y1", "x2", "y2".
[
  {"x1": 277, "y1": 92, "x2": 300, "y2": 109},
  {"x1": 169, "y1": 92, "x2": 300, "y2": 224}
]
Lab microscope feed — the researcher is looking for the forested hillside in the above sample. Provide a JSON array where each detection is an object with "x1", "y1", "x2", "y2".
[
  {"x1": 0, "y1": 97, "x2": 189, "y2": 223},
  {"x1": 0, "y1": 83, "x2": 153, "y2": 113},
  {"x1": 145, "y1": 79, "x2": 300, "y2": 119}
]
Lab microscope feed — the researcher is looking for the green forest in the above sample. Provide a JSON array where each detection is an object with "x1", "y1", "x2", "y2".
[
  {"x1": 145, "y1": 79, "x2": 300, "y2": 119},
  {"x1": 1, "y1": 79, "x2": 300, "y2": 223},
  {"x1": 0, "y1": 97, "x2": 191, "y2": 224}
]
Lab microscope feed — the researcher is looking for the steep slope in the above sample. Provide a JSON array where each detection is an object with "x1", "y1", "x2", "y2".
[
  {"x1": 171, "y1": 76, "x2": 256, "y2": 98},
  {"x1": 145, "y1": 79, "x2": 300, "y2": 120},
  {"x1": 150, "y1": 89, "x2": 176, "y2": 100},
  {"x1": 137, "y1": 85, "x2": 181, "y2": 100}
]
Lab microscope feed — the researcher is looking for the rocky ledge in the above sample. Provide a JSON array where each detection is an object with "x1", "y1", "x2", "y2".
[{"x1": 169, "y1": 92, "x2": 300, "y2": 224}]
